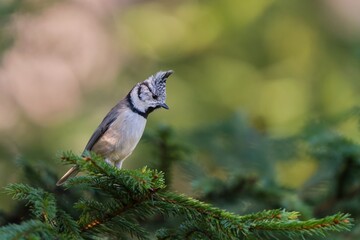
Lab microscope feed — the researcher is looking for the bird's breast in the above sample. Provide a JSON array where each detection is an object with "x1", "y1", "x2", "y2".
[{"x1": 107, "y1": 110, "x2": 147, "y2": 160}]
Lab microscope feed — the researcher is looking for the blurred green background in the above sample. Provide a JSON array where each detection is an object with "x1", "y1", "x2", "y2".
[{"x1": 1, "y1": 0, "x2": 360, "y2": 228}]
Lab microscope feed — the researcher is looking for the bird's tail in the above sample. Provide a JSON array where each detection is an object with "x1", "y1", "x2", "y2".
[{"x1": 56, "y1": 166, "x2": 80, "y2": 186}]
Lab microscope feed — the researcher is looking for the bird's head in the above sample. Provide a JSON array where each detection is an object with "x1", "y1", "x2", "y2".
[{"x1": 129, "y1": 70, "x2": 173, "y2": 117}]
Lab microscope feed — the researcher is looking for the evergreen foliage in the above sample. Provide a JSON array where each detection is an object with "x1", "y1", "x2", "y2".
[
  {"x1": 0, "y1": 150, "x2": 353, "y2": 239},
  {"x1": 1, "y1": 109, "x2": 360, "y2": 239},
  {"x1": 180, "y1": 110, "x2": 360, "y2": 239}
]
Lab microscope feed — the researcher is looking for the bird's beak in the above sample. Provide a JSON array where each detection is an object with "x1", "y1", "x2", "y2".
[{"x1": 161, "y1": 103, "x2": 169, "y2": 109}]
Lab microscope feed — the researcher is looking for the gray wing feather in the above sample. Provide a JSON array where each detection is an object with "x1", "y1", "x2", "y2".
[{"x1": 83, "y1": 104, "x2": 121, "y2": 152}]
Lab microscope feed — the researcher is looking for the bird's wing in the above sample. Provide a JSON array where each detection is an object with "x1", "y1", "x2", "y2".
[{"x1": 83, "y1": 105, "x2": 120, "y2": 152}]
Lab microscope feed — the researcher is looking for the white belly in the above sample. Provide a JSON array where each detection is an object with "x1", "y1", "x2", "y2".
[
  {"x1": 113, "y1": 111, "x2": 146, "y2": 160},
  {"x1": 93, "y1": 109, "x2": 147, "y2": 166}
]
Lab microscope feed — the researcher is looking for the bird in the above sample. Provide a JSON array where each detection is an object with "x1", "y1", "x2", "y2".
[{"x1": 56, "y1": 70, "x2": 173, "y2": 186}]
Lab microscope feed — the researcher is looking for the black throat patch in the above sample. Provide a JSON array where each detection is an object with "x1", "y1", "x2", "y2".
[{"x1": 145, "y1": 106, "x2": 161, "y2": 115}]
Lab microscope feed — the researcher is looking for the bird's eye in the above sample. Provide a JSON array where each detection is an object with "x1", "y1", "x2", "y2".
[{"x1": 152, "y1": 94, "x2": 158, "y2": 100}]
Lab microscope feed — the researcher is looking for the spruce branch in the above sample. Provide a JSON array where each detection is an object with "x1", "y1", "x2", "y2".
[
  {"x1": 0, "y1": 151, "x2": 354, "y2": 239},
  {"x1": 76, "y1": 183, "x2": 164, "y2": 234},
  {"x1": 154, "y1": 193, "x2": 353, "y2": 239},
  {"x1": 61, "y1": 151, "x2": 354, "y2": 239},
  {"x1": 248, "y1": 213, "x2": 352, "y2": 239},
  {"x1": 56, "y1": 209, "x2": 82, "y2": 239},
  {"x1": 0, "y1": 220, "x2": 55, "y2": 239},
  {"x1": 238, "y1": 209, "x2": 299, "y2": 222},
  {"x1": 2, "y1": 183, "x2": 82, "y2": 239},
  {"x1": 60, "y1": 152, "x2": 165, "y2": 236},
  {"x1": 4, "y1": 183, "x2": 57, "y2": 225}
]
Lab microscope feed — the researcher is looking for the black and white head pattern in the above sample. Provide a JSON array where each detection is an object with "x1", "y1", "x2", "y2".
[{"x1": 128, "y1": 70, "x2": 173, "y2": 118}]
